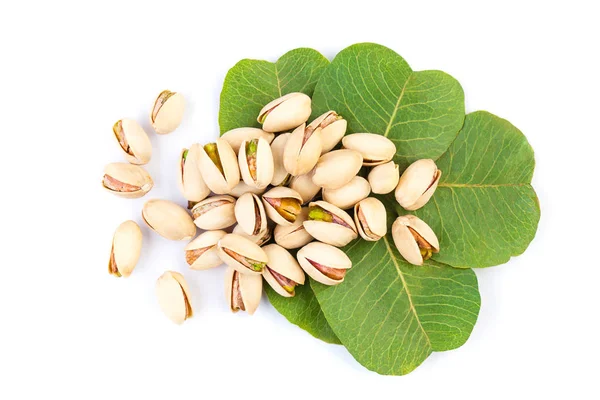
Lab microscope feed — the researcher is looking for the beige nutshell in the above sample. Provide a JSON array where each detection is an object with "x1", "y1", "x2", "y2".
[
  {"x1": 224, "y1": 266, "x2": 262, "y2": 315},
  {"x1": 289, "y1": 172, "x2": 321, "y2": 204},
  {"x1": 151, "y1": 90, "x2": 185, "y2": 134},
  {"x1": 261, "y1": 186, "x2": 303, "y2": 226},
  {"x1": 391, "y1": 215, "x2": 440, "y2": 266},
  {"x1": 303, "y1": 201, "x2": 358, "y2": 247},
  {"x1": 297, "y1": 242, "x2": 352, "y2": 286},
  {"x1": 342, "y1": 133, "x2": 396, "y2": 166},
  {"x1": 395, "y1": 159, "x2": 441, "y2": 211},
  {"x1": 308, "y1": 111, "x2": 347, "y2": 154},
  {"x1": 155, "y1": 271, "x2": 193, "y2": 325},
  {"x1": 217, "y1": 234, "x2": 269, "y2": 275},
  {"x1": 142, "y1": 199, "x2": 196, "y2": 241},
  {"x1": 354, "y1": 197, "x2": 387, "y2": 241},
  {"x1": 262, "y1": 244, "x2": 306, "y2": 297},
  {"x1": 274, "y1": 207, "x2": 313, "y2": 249},
  {"x1": 221, "y1": 127, "x2": 274, "y2": 153},
  {"x1": 257, "y1": 92, "x2": 312, "y2": 132},
  {"x1": 322, "y1": 176, "x2": 371, "y2": 210},
  {"x1": 113, "y1": 119, "x2": 152, "y2": 165},
  {"x1": 191, "y1": 195, "x2": 236, "y2": 230},
  {"x1": 232, "y1": 224, "x2": 272, "y2": 246},
  {"x1": 102, "y1": 163, "x2": 153, "y2": 199},
  {"x1": 368, "y1": 161, "x2": 399, "y2": 194},
  {"x1": 185, "y1": 230, "x2": 227, "y2": 270},
  {"x1": 238, "y1": 137, "x2": 274, "y2": 189},
  {"x1": 234, "y1": 193, "x2": 268, "y2": 236},
  {"x1": 178, "y1": 144, "x2": 210, "y2": 208},
  {"x1": 229, "y1": 181, "x2": 266, "y2": 198},
  {"x1": 108, "y1": 220, "x2": 142, "y2": 278},
  {"x1": 312, "y1": 149, "x2": 363, "y2": 190},
  {"x1": 197, "y1": 138, "x2": 240, "y2": 194},
  {"x1": 283, "y1": 123, "x2": 323, "y2": 176},
  {"x1": 270, "y1": 133, "x2": 292, "y2": 186}
]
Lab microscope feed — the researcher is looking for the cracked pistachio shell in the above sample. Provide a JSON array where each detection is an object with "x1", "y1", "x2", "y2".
[
  {"x1": 178, "y1": 145, "x2": 210, "y2": 205},
  {"x1": 354, "y1": 198, "x2": 387, "y2": 241},
  {"x1": 392, "y1": 215, "x2": 440, "y2": 266},
  {"x1": 274, "y1": 207, "x2": 313, "y2": 249},
  {"x1": 257, "y1": 92, "x2": 311, "y2": 132},
  {"x1": 229, "y1": 181, "x2": 267, "y2": 198},
  {"x1": 156, "y1": 271, "x2": 193, "y2": 324},
  {"x1": 322, "y1": 176, "x2": 371, "y2": 210},
  {"x1": 151, "y1": 90, "x2": 185, "y2": 135},
  {"x1": 342, "y1": 133, "x2": 396, "y2": 166},
  {"x1": 184, "y1": 230, "x2": 227, "y2": 270},
  {"x1": 108, "y1": 220, "x2": 142, "y2": 278},
  {"x1": 395, "y1": 159, "x2": 442, "y2": 211},
  {"x1": 239, "y1": 137, "x2": 274, "y2": 189},
  {"x1": 283, "y1": 123, "x2": 323, "y2": 176},
  {"x1": 113, "y1": 119, "x2": 152, "y2": 165},
  {"x1": 234, "y1": 193, "x2": 268, "y2": 236},
  {"x1": 270, "y1": 133, "x2": 291, "y2": 186},
  {"x1": 232, "y1": 224, "x2": 272, "y2": 246},
  {"x1": 312, "y1": 149, "x2": 363, "y2": 190},
  {"x1": 191, "y1": 195, "x2": 236, "y2": 230},
  {"x1": 262, "y1": 244, "x2": 306, "y2": 297},
  {"x1": 303, "y1": 201, "x2": 358, "y2": 247},
  {"x1": 297, "y1": 242, "x2": 352, "y2": 286},
  {"x1": 261, "y1": 186, "x2": 303, "y2": 226},
  {"x1": 224, "y1": 266, "x2": 262, "y2": 315},
  {"x1": 142, "y1": 199, "x2": 196, "y2": 241},
  {"x1": 217, "y1": 234, "x2": 269, "y2": 275},
  {"x1": 289, "y1": 172, "x2": 321, "y2": 204},
  {"x1": 368, "y1": 161, "x2": 399, "y2": 194},
  {"x1": 102, "y1": 163, "x2": 153, "y2": 199},
  {"x1": 308, "y1": 111, "x2": 347, "y2": 154},
  {"x1": 198, "y1": 138, "x2": 240, "y2": 194},
  {"x1": 221, "y1": 127, "x2": 275, "y2": 153}
]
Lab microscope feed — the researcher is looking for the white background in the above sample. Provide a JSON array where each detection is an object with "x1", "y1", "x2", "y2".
[{"x1": 1, "y1": 1, "x2": 599, "y2": 399}]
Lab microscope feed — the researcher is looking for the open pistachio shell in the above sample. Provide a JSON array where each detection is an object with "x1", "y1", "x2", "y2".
[
  {"x1": 191, "y1": 195, "x2": 236, "y2": 230},
  {"x1": 392, "y1": 215, "x2": 440, "y2": 265},
  {"x1": 185, "y1": 230, "x2": 227, "y2": 270},
  {"x1": 342, "y1": 133, "x2": 396, "y2": 166},
  {"x1": 224, "y1": 266, "x2": 262, "y2": 315},
  {"x1": 262, "y1": 244, "x2": 306, "y2": 297},
  {"x1": 142, "y1": 199, "x2": 196, "y2": 241},
  {"x1": 289, "y1": 172, "x2": 321, "y2": 204},
  {"x1": 368, "y1": 161, "x2": 399, "y2": 194},
  {"x1": 303, "y1": 201, "x2": 358, "y2": 247},
  {"x1": 297, "y1": 242, "x2": 352, "y2": 286},
  {"x1": 109, "y1": 220, "x2": 142, "y2": 278},
  {"x1": 155, "y1": 271, "x2": 193, "y2": 324},
  {"x1": 151, "y1": 90, "x2": 185, "y2": 134},
  {"x1": 261, "y1": 186, "x2": 303, "y2": 226},
  {"x1": 257, "y1": 92, "x2": 311, "y2": 132},
  {"x1": 229, "y1": 181, "x2": 266, "y2": 198},
  {"x1": 239, "y1": 137, "x2": 274, "y2": 189},
  {"x1": 322, "y1": 176, "x2": 371, "y2": 210},
  {"x1": 312, "y1": 149, "x2": 363, "y2": 190},
  {"x1": 232, "y1": 224, "x2": 272, "y2": 246},
  {"x1": 221, "y1": 127, "x2": 274, "y2": 153},
  {"x1": 217, "y1": 234, "x2": 269, "y2": 275},
  {"x1": 234, "y1": 193, "x2": 268, "y2": 236},
  {"x1": 354, "y1": 198, "x2": 387, "y2": 241},
  {"x1": 198, "y1": 138, "x2": 240, "y2": 194},
  {"x1": 307, "y1": 111, "x2": 347, "y2": 154},
  {"x1": 283, "y1": 123, "x2": 323, "y2": 176},
  {"x1": 270, "y1": 133, "x2": 292, "y2": 186},
  {"x1": 102, "y1": 163, "x2": 153, "y2": 199},
  {"x1": 395, "y1": 159, "x2": 442, "y2": 211},
  {"x1": 274, "y1": 207, "x2": 313, "y2": 249},
  {"x1": 113, "y1": 119, "x2": 152, "y2": 165},
  {"x1": 178, "y1": 144, "x2": 210, "y2": 207}
]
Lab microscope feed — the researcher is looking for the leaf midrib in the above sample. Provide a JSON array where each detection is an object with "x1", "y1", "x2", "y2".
[
  {"x1": 439, "y1": 183, "x2": 531, "y2": 188},
  {"x1": 383, "y1": 75, "x2": 411, "y2": 137}
]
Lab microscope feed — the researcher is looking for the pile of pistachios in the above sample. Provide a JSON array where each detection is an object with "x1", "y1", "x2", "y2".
[{"x1": 103, "y1": 91, "x2": 442, "y2": 325}]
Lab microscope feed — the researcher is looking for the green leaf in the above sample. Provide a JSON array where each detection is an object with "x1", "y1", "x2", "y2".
[
  {"x1": 265, "y1": 279, "x2": 341, "y2": 345},
  {"x1": 219, "y1": 48, "x2": 330, "y2": 134},
  {"x1": 412, "y1": 111, "x2": 541, "y2": 268},
  {"x1": 311, "y1": 43, "x2": 465, "y2": 169}
]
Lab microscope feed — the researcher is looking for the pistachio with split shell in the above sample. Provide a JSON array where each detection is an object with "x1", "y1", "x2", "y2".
[
  {"x1": 270, "y1": 133, "x2": 292, "y2": 186},
  {"x1": 312, "y1": 149, "x2": 363, "y2": 190},
  {"x1": 342, "y1": 133, "x2": 396, "y2": 166},
  {"x1": 354, "y1": 198, "x2": 387, "y2": 241},
  {"x1": 395, "y1": 159, "x2": 441, "y2": 211},
  {"x1": 297, "y1": 242, "x2": 352, "y2": 286},
  {"x1": 257, "y1": 92, "x2": 311, "y2": 132},
  {"x1": 308, "y1": 111, "x2": 347, "y2": 154},
  {"x1": 108, "y1": 220, "x2": 142, "y2": 278},
  {"x1": 392, "y1": 215, "x2": 440, "y2": 265},
  {"x1": 274, "y1": 207, "x2": 313, "y2": 249},
  {"x1": 221, "y1": 127, "x2": 274, "y2": 153},
  {"x1": 155, "y1": 271, "x2": 193, "y2": 324},
  {"x1": 178, "y1": 144, "x2": 210, "y2": 208},
  {"x1": 225, "y1": 266, "x2": 262, "y2": 315},
  {"x1": 191, "y1": 195, "x2": 236, "y2": 230},
  {"x1": 239, "y1": 137, "x2": 274, "y2": 189},
  {"x1": 217, "y1": 234, "x2": 269, "y2": 275},
  {"x1": 262, "y1": 244, "x2": 306, "y2": 297},
  {"x1": 261, "y1": 187, "x2": 303, "y2": 226},
  {"x1": 151, "y1": 90, "x2": 185, "y2": 134},
  {"x1": 229, "y1": 181, "x2": 266, "y2": 198},
  {"x1": 102, "y1": 163, "x2": 153, "y2": 199},
  {"x1": 234, "y1": 193, "x2": 268, "y2": 236},
  {"x1": 289, "y1": 172, "x2": 321, "y2": 204},
  {"x1": 185, "y1": 230, "x2": 227, "y2": 270},
  {"x1": 322, "y1": 176, "x2": 370, "y2": 210},
  {"x1": 142, "y1": 199, "x2": 196, "y2": 240},
  {"x1": 303, "y1": 201, "x2": 358, "y2": 247},
  {"x1": 112, "y1": 119, "x2": 152, "y2": 165},
  {"x1": 198, "y1": 138, "x2": 240, "y2": 194},
  {"x1": 368, "y1": 161, "x2": 399, "y2": 194},
  {"x1": 233, "y1": 224, "x2": 272, "y2": 246},
  {"x1": 283, "y1": 123, "x2": 323, "y2": 176}
]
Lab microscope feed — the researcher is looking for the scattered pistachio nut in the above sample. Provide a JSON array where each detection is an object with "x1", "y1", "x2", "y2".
[
  {"x1": 178, "y1": 144, "x2": 210, "y2": 208},
  {"x1": 322, "y1": 176, "x2": 371, "y2": 210},
  {"x1": 257, "y1": 92, "x2": 311, "y2": 132},
  {"x1": 289, "y1": 172, "x2": 321, "y2": 204},
  {"x1": 217, "y1": 234, "x2": 269, "y2": 275},
  {"x1": 261, "y1": 186, "x2": 303, "y2": 226},
  {"x1": 151, "y1": 90, "x2": 185, "y2": 135},
  {"x1": 221, "y1": 127, "x2": 274, "y2": 153},
  {"x1": 270, "y1": 133, "x2": 292, "y2": 186},
  {"x1": 142, "y1": 199, "x2": 196, "y2": 240},
  {"x1": 303, "y1": 201, "x2": 358, "y2": 247},
  {"x1": 102, "y1": 162, "x2": 153, "y2": 199},
  {"x1": 108, "y1": 220, "x2": 142, "y2": 278},
  {"x1": 233, "y1": 224, "x2": 272, "y2": 246},
  {"x1": 297, "y1": 242, "x2": 352, "y2": 286},
  {"x1": 238, "y1": 137, "x2": 274, "y2": 189},
  {"x1": 234, "y1": 193, "x2": 268, "y2": 236},
  {"x1": 224, "y1": 266, "x2": 262, "y2": 315},
  {"x1": 283, "y1": 123, "x2": 323, "y2": 176},
  {"x1": 262, "y1": 244, "x2": 306, "y2": 297},
  {"x1": 395, "y1": 159, "x2": 441, "y2": 211},
  {"x1": 342, "y1": 133, "x2": 396, "y2": 166},
  {"x1": 198, "y1": 138, "x2": 240, "y2": 194},
  {"x1": 308, "y1": 111, "x2": 347, "y2": 154},
  {"x1": 191, "y1": 195, "x2": 236, "y2": 230},
  {"x1": 392, "y1": 215, "x2": 440, "y2": 265},
  {"x1": 368, "y1": 161, "x2": 399, "y2": 194},
  {"x1": 156, "y1": 271, "x2": 193, "y2": 324},
  {"x1": 229, "y1": 181, "x2": 267, "y2": 198},
  {"x1": 354, "y1": 198, "x2": 387, "y2": 241},
  {"x1": 312, "y1": 149, "x2": 363, "y2": 190},
  {"x1": 274, "y1": 207, "x2": 314, "y2": 249},
  {"x1": 185, "y1": 230, "x2": 227, "y2": 270},
  {"x1": 112, "y1": 119, "x2": 152, "y2": 165}
]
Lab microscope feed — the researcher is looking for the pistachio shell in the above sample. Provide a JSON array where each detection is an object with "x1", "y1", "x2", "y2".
[
  {"x1": 354, "y1": 198, "x2": 387, "y2": 241},
  {"x1": 297, "y1": 242, "x2": 352, "y2": 286},
  {"x1": 155, "y1": 271, "x2": 193, "y2": 324},
  {"x1": 274, "y1": 207, "x2": 314, "y2": 249},
  {"x1": 109, "y1": 220, "x2": 142, "y2": 278},
  {"x1": 217, "y1": 234, "x2": 269, "y2": 275},
  {"x1": 312, "y1": 149, "x2": 363, "y2": 190},
  {"x1": 229, "y1": 181, "x2": 267, "y2": 198},
  {"x1": 184, "y1": 230, "x2": 227, "y2": 270},
  {"x1": 239, "y1": 137, "x2": 274, "y2": 189},
  {"x1": 151, "y1": 90, "x2": 185, "y2": 134},
  {"x1": 283, "y1": 123, "x2": 323, "y2": 176},
  {"x1": 303, "y1": 201, "x2": 358, "y2": 247},
  {"x1": 198, "y1": 138, "x2": 240, "y2": 194},
  {"x1": 113, "y1": 119, "x2": 152, "y2": 165},
  {"x1": 142, "y1": 199, "x2": 196, "y2": 241},
  {"x1": 395, "y1": 159, "x2": 442, "y2": 211},
  {"x1": 257, "y1": 92, "x2": 311, "y2": 132},
  {"x1": 392, "y1": 215, "x2": 440, "y2": 266},
  {"x1": 322, "y1": 176, "x2": 370, "y2": 210},
  {"x1": 232, "y1": 224, "x2": 272, "y2": 246},
  {"x1": 261, "y1": 186, "x2": 303, "y2": 226},
  {"x1": 270, "y1": 133, "x2": 292, "y2": 186},
  {"x1": 262, "y1": 244, "x2": 306, "y2": 297},
  {"x1": 191, "y1": 195, "x2": 236, "y2": 230},
  {"x1": 234, "y1": 193, "x2": 267, "y2": 236},
  {"x1": 307, "y1": 111, "x2": 347, "y2": 154},
  {"x1": 221, "y1": 127, "x2": 274, "y2": 153},
  {"x1": 342, "y1": 133, "x2": 396, "y2": 166},
  {"x1": 224, "y1": 267, "x2": 262, "y2": 315},
  {"x1": 368, "y1": 161, "x2": 399, "y2": 194},
  {"x1": 289, "y1": 172, "x2": 321, "y2": 204},
  {"x1": 178, "y1": 144, "x2": 210, "y2": 205},
  {"x1": 102, "y1": 163, "x2": 153, "y2": 199}
]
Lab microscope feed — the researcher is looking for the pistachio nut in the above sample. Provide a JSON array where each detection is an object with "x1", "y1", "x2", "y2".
[
  {"x1": 392, "y1": 215, "x2": 440, "y2": 265},
  {"x1": 368, "y1": 161, "x2": 399, "y2": 194},
  {"x1": 221, "y1": 127, "x2": 274, "y2": 153},
  {"x1": 303, "y1": 201, "x2": 358, "y2": 247},
  {"x1": 198, "y1": 138, "x2": 240, "y2": 194},
  {"x1": 257, "y1": 92, "x2": 311, "y2": 132},
  {"x1": 297, "y1": 242, "x2": 352, "y2": 286},
  {"x1": 232, "y1": 224, "x2": 272, "y2": 246},
  {"x1": 112, "y1": 119, "x2": 152, "y2": 165},
  {"x1": 217, "y1": 234, "x2": 269, "y2": 275},
  {"x1": 184, "y1": 230, "x2": 227, "y2": 270},
  {"x1": 151, "y1": 90, "x2": 185, "y2": 135},
  {"x1": 312, "y1": 149, "x2": 363, "y2": 190},
  {"x1": 102, "y1": 162, "x2": 153, "y2": 199},
  {"x1": 142, "y1": 199, "x2": 196, "y2": 240},
  {"x1": 229, "y1": 181, "x2": 267, "y2": 198},
  {"x1": 108, "y1": 220, "x2": 142, "y2": 278},
  {"x1": 395, "y1": 159, "x2": 442, "y2": 211},
  {"x1": 238, "y1": 137, "x2": 274, "y2": 189},
  {"x1": 178, "y1": 144, "x2": 210, "y2": 208},
  {"x1": 283, "y1": 123, "x2": 323, "y2": 176},
  {"x1": 224, "y1": 266, "x2": 262, "y2": 315},
  {"x1": 262, "y1": 244, "x2": 306, "y2": 297},
  {"x1": 270, "y1": 133, "x2": 292, "y2": 186},
  {"x1": 342, "y1": 133, "x2": 396, "y2": 166},
  {"x1": 274, "y1": 207, "x2": 314, "y2": 249},
  {"x1": 261, "y1": 186, "x2": 303, "y2": 226},
  {"x1": 354, "y1": 198, "x2": 387, "y2": 241},
  {"x1": 191, "y1": 195, "x2": 236, "y2": 230},
  {"x1": 155, "y1": 271, "x2": 193, "y2": 324},
  {"x1": 322, "y1": 176, "x2": 370, "y2": 210},
  {"x1": 305, "y1": 111, "x2": 347, "y2": 154},
  {"x1": 234, "y1": 193, "x2": 268, "y2": 236},
  {"x1": 289, "y1": 172, "x2": 321, "y2": 204}
]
